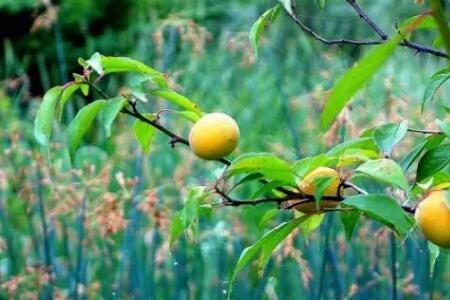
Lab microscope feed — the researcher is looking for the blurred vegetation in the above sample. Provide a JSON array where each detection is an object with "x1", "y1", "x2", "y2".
[{"x1": 0, "y1": 0, "x2": 449, "y2": 299}]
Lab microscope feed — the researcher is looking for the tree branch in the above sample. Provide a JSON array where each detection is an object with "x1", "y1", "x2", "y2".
[
  {"x1": 283, "y1": 3, "x2": 448, "y2": 58},
  {"x1": 407, "y1": 127, "x2": 444, "y2": 135}
]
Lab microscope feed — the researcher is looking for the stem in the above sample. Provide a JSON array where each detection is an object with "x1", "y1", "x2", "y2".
[{"x1": 407, "y1": 128, "x2": 444, "y2": 135}]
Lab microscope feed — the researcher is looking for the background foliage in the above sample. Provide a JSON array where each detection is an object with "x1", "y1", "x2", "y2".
[{"x1": 0, "y1": 0, "x2": 449, "y2": 299}]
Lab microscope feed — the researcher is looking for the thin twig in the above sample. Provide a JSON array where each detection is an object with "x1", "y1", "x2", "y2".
[
  {"x1": 283, "y1": 4, "x2": 448, "y2": 58},
  {"x1": 345, "y1": 0, "x2": 388, "y2": 40},
  {"x1": 407, "y1": 128, "x2": 444, "y2": 135}
]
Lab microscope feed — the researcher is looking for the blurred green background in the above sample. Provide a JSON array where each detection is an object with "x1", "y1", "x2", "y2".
[{"x1": 0, "y1": 0, "x2": 449, "y2": 299}]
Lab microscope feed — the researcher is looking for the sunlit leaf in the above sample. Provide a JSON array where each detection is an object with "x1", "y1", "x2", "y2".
[
  {"x1": 321, "y1": 32, "x2": 405, "y2": 131},
  {"x1": 228, "y1": 153, "x2": 296, "y2": 185},
  {"x1": 327, "y1": 137, "x2": 378, "y2": 156},
  {"x1": 151, "y1": 89, "x2": 202, "y2": 115},
  {"x1": 34, "y1": 86, "x2": 63, "y2": 146},
  {"x1": 299, "y1": 213, "x2": 324, "y2": 239},
  {"x1": 356, "y1": 158, "x2": 409, "y2": 190}
]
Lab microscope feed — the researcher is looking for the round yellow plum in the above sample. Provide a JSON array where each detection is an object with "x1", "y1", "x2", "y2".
[
  {"x1": 188, "y1": 112, "x2": 240, "y2": 160},
  {"x1": 415, "y1": 189, "x2": 450, "y2": 248}
]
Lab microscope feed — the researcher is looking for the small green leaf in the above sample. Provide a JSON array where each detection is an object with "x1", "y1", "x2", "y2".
[
  {"x1": 151, "y1": 89, "x2": 202, "y2": 115},
  {"x1": 327, "y1": 137, "x2": 378, "y2": 156},
  {"x1": 101, "y1": 56, "x2": 167, "y2": 87},
  {"x1": 313, "y1": 176, "x2": 336, "y2": 209},
  {"x1": 343, "y1": 194, "x2": 413, "y2": 236},
  {"x1": 98, "y1": 97, "x2": 126, "y2": 137},
  {"x1": 170, "y1": 211, "x2": 185, "y2": 249},
  {"x1": 292, "y1": 154, "x2": 337, "y2": 178},
  {"x1": 321, "y1": 32, "x2": 405, "y2": 131},
  {"x1": 428, "y1": 242, "x2": 440, "y2": 276},
  {"x1": 34, "y1": 86, "x2": 63, "y2": 146},
  {"x1": 58, "y1": 83, "x2": 80, "y2": 120},
  {"x1": 229, "y1": 215, "x2": 309, "y2": 294},
  {"x1": 228, "y1": 153, "x2": 296, "y2": 185},
  {"x1": 251, "y1": 180, "x2": 285, "y2": 199},
  {"x1": 132, "y1": 114, "x2": 157, "y2": 156},
  {"x1": 373, "y1": 121, "x2": 408, "y2": 155},
  {"x1": 340, "y1": 210, "x2": 360, "y2": 240},
  {"x1": 400, "y1": 137, "x2": 430, "y2": 171},
  {"x1": 86, "y1": 52, "x2": 104, "y2": 75},
  {"x1": 337, "y1": 149, "x2": 379, "y2": 168},
  {"x1": 299, "y1": 213, "x2": 324, "y2": 239},
  {"x1": 317, "y1": 0, "x2": 326, "y2": 9},
  {"x1": 422, "y1": 68, "x2": 450, "y2": 112},
  {"x1": 356, "y1": 158, "x2": 409, "y2": 190},
  {"x1": 279, "y1": 0, "x2": 294, "y2": 15},
  {"x1": 249, "y1": 4, "x2": 281, "y2": 58},
  {"x1": 67, "y1": 100, "x2": 108, "y2": 156},
  {"x1": 259, "y1": 208, "x2": 279, "y2": 228},
  {"x1": 436, "y1": 119, "x2": 450, "y2": 138},
  {"x1": 416, "y1": 144, "x2": 450, "y2": 182}
]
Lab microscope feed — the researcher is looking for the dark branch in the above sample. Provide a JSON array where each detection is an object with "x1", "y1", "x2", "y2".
[
  {"x1": 345, "y1": 0, "x2": 388, "y2": 40},
  {"x1": 283, "y1": 4, "x2": 448, "y2": 58},
  {"x1": 407, "y1": 127, "x2": 444, "y2": 135}
]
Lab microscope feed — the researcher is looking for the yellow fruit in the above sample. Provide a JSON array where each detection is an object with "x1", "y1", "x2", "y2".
[
  {"x1": 415, "y1": 190, "x2": 450, "y2": 248},
  {"x1": 188, "y1": 112, "x2": 240, "y2": 160},
  {"x1": 292, "y1": 167, "x2": 341, "y2": 214}
]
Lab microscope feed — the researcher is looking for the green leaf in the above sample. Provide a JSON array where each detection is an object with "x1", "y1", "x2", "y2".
[
  {"x1": 229, "y1": 215, "x2": 309, "y2": 293},
  {"x1": 249, "y1": 4, "x2": 281, "y2": 58},
  {"x1": 337, "y1": 149, "x2": 379, "y2": 168},
  {"x1": 67, "y1": 99, "x2": 108, "y2": 156},
  {"x1": 313, "y1": 176, "x2": 336, "y2": 209},
  {"x1": 151, "y1": 89, "x2": 202, "y2": 115},
  {"x1": 132, "y1": 114, "x2": 157, "y2": 156},
  {"x1": 373, "y1": 121, "x2": 408, "y2": 155},
  {"x1": 34, "y1": 86, "x2": 63, "y2": 146},
  {"x1": 343, "y1": 194, "x2": 413, "y2": 236},
  {"x1": 436, "y1": 119, "x2": 450, "y2": 138},
  {"x1": 428, "y1": 242, "x2": 440, "y2": 276},
  {"x1": 175, "y1": 110, "x2": 201, "y2": 123},
  {"x1": 327, "y1": 137, "x2": 378, "y2": 156},
  {"x1": 251, "y1": 180, "x2": 285, "y2": 199},
  {"x1": 98, "y1": 97, "x2": 126, "y2": 137},
  {"x1": 58, "y1": 83, "x2": 80, "y2": 120},
  {"x1": 422, "y1": 68, "x2": 450, "y2": 112},
  {"x1": 292, "y1": 154, "x2": 338, "y2": 178},
  {"x1": 86, "y1": 52, "x2": 104, "y2": 74},
  {"x1": 416, "y1": 144, "x2": 450, "y2": 182},
  {"x1": 321, "y1": 32, "x2": 404, "y2": 131},
  {"x1": 340, "y1": 210, "x2": 360, "y2": 240},
  {"x1": 400, "y1": 137, "x2": 430, "y2": 171},
  {"x1": 170, "y1": 211, "x2": 185, "y2": 249},
  {"x1": 100, "y1": 55, "x2": 167, "y2": 87},
  {"x1": 278, "y1": 0, "x2": 294, "y2": 15},
  {"x1": 259, "y1": 208, "x2": 279, "y2": 228},
  {"x1": 299, "y1": 213, "x2": 324, "y2": 239},
  {"x1": 356, "y1": 158, "x2": 409, "y2": 190},
  {"x1": 228, "y1": 153, "x2": 296, "y2": 185},
  {"x1": 317, "y1": 0, "x2": 326, "y2": 9}
]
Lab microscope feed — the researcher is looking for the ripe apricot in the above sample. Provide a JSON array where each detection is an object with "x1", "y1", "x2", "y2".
[
  {"x1": 188, "y1": 112, "x2": 239, "y2": 160},
  {"x1": 415, "y1": 189, "x2": 450, "y2": 248},
  {"x1": 292, "y1": 167, "x2": 341, "y2": 214}
]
